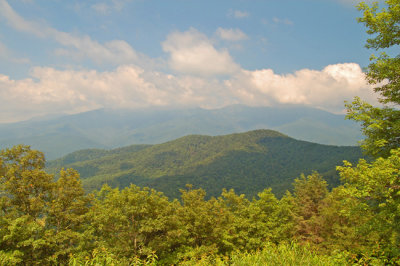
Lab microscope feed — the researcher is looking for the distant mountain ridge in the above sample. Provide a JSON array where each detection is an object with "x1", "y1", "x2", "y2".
[
  {"x1": 0, "y1": 105, "x2": 362, "y2": 159},
  {"x1": 47, "y1": 129, "x2": 363, "y2": 199}
]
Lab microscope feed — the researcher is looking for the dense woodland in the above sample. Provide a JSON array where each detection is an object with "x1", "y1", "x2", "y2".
[
  {"x1": 0, "y1": 145, "x2": 399, "y2": 265},
  {"x1": 1, "y1": 0, "x2": 400, "y2": 265},
  {"x1": 46, "y1": 130, "x2": 362, "y2": 199}
]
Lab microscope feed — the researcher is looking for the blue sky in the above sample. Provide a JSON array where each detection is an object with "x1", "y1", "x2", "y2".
[{"x1": 0, "y1": 0, "x2": 381, "y2": 122}]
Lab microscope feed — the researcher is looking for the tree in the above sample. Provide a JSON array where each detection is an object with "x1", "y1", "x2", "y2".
[
  {"x1": 0, "y1": 145, "x2": 53, "y2": 264},
  {"x1": 0, "y1": 145, "x2": 92, "y2": 264},
  {"x1": 88, "y1": 184, "x2": 175, "y2": 262},
  {"x1": 219, "y1": 188, "x2": 284, "y2": 252},
  {"x1": 291, "y1": 172, "x2": 328, "y2": 245},
  {"x1": 172, "y1": 186, "x2": 232, "y2": 260},
  {"x1": 317, "y1": 185, "x2": 376, "y2": 255},
  {"x1": 337, "y1": 149, "x2": 400, "y2": 260},
  {"x1": 346, "y1": 0, "x2": 400, "y2": 157},
  {"x1": 358, "y1": 0, "x2": 400, "y2": 105},
  {"x1": 44, "y1": 168, "x2": 92, "y2": 262},
  {"x1": 346, "y1": 97, "x2": 400, "y2": 158},
  {"x1": 343, "y1": 2, "x2": 400, "y2": 262}
]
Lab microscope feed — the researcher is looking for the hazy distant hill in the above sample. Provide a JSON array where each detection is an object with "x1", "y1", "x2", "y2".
[
  {"x1": 0, "y1": 105, "x2": 362, "y2": 159},
  {"x1": 47, "y1": 130, "x2": 363, "y2": 198}
]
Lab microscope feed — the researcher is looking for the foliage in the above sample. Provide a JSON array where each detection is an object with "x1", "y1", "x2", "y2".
[
  {"x1": 0, "y1": 145, "x2": 92, "y2": 265},
  {"x1": 0, "y1": 105, "x2": 363, "y2": 160},
  {"x1": 291, "y1": 172, "x2": 328, "y2": 245},
  {"x1": 346, "y1": 0, "x2": 400, "y2": 158},
  {"x1": 337, "y1": 148, "x2": 400, "y2": 261},
  {"x1": 69, "y1": 242, "x2": 356, "y2": 266},
  {"x1": 222, "y1": 188, "x2": 286, "y2": 251},
  {"x1": 68, "y1": 247, "x2": 158, "y2": 266},
  {"x1": 178, "y1": 242, "x2": 352, "y2": 266},
  {"x1": 317, "y1": 186, "x2": 373, "y2": 255},
  {"x1": 357, "y1": 0, "x2": 400, "y2": 105},
  {"x1": 346, "y1": 97, "x2": 400, "y2": 158},
  {"x1": 46, "y1": 130, "x2": 362, "y2": 199},
  {"x1": 4, "y1": 1, "x2": 400, "y2": 264},
  {"x1": 87, "y1": 184, "x2": 176, "y2": 262},
  {"x1": 1, "y1": 144, "x2": 398, "y2": 264}
]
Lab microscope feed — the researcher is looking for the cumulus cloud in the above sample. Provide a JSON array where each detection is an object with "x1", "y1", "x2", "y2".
[
  {"x1": 162, "y1": 28, "x2": 241, "y2": 76},
  {"x1": 0, "y1": 62, "x2": 378, "y2": 122},
  {"x1": 0, "y1": 1, "x2": 380, "y2": 121},
  {"x1": 215, "y1": 28, "x2": 248, "y2": 41},
  {"x1": 225, "y1": 63, "x2": 378, "y2": 112},
  {"x1": 0, "y1": 65, "x2": 234, "y2": 122},
  {"x1": 0, "y1": 0, "x2": 138, "y2": 65}
]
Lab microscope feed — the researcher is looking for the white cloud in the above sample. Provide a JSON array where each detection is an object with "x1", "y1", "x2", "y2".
[
  {"x1": 0, "y1": 65, "x2": 234, "y2": 122},
  {"x1": 0, "y1": 0, "x2": 138, "y2": 65},
  {"x1": 0, "y1": 2, "x2": 380, "y2": 121},
  {"x1": 0, "y1": 62, "x2": 379, "y2": 122},
  {"x1": 225, "y1": 63, "x2": 378, "y2": 113},
  {"x1": 215, "y1": 28, "x2": 248, "y2": 41},
  {"x1": 162, "y1": 28, "x2": 241, "y2": 76},
  {"x1": 0, "y1": 0, "x2": 47, "y2": 37},
  {"x1": 52, "y1": 34, "x2": 137, "y2": 65}
]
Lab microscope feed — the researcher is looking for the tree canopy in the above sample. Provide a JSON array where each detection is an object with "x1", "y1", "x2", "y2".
[{"x1": 346, "y1": 0, "x2": 400, "y2": 157}]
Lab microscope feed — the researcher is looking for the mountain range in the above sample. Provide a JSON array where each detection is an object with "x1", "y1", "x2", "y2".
[
  {"x1": 0, "y1": 105, "x2": 362, "y2": 159},
  {"x1": 47, "y1": 129, "x2": 363, "y2": 198}
]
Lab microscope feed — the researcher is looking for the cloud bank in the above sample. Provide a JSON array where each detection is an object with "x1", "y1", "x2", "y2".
[
  {"x1": 0, "y1": 0, "x2": 379, "y2": 123},
  {"x1": 0, "y1": 62, "x2": 378, "y2": 123}
]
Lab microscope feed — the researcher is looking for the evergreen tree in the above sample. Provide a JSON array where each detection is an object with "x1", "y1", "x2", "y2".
[{"x1": 292, "y1": 172, "x2": 328, "y2": 245}]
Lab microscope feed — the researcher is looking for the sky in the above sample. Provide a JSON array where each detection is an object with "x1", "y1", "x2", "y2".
[{"x1": 0, "y1": 0, "x2": 383, "y2": 123}]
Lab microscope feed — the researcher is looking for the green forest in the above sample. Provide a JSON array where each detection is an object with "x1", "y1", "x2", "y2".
[
  {"x1": 1, "y1": 1, "x2": 400, "y2": 265},
  {"x1": 46, "y1": 129, "x2": 362, "y2": 199},
  {"x1": 1, "y1": 145, "x2": 399, "y2": 265}
]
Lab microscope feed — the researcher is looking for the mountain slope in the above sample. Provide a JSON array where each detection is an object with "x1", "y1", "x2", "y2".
[
  {"x1": 47, "y1": 130, "x2": 363, "y2": 198},
  {"x1": 0, "y1": 105, "x2": 362, "y2": 159}
]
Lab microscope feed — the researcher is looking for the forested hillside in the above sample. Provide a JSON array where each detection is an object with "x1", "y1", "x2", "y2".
[
  {"x1": 1, "y1": 145, "x2": 399, "y2": 265},
  {"x1": 0, "y1": 105, "x2": 362, "y2": 159},
  {"x1": 47, "y1": 129, "x2": 362, "y2": 198}
]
